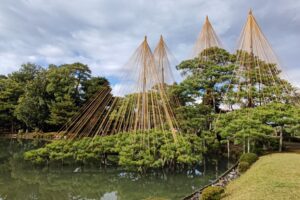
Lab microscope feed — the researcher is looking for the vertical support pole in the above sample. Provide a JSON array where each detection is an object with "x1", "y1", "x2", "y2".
[
  {"x1": 142, "y1": 36, "x2": 147, "y2": 131},
  {"x1": 248, "y1": 9, "x2": 254, "y2": 108},
  {"x1": 160, "y1": 35, "x2": 165, "y2": 86}
]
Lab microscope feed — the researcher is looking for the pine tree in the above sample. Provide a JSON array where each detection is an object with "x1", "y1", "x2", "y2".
[{"x1": 175, "y1": 47, "x2": 236, "y2": 112}]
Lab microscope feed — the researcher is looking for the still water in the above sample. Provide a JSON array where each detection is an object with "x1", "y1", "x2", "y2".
[{"x1": 0, "y1": 139, "x2": 232, "y2": 200}]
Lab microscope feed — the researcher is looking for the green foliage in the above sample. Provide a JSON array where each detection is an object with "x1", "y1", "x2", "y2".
[
  {"x1": 175, "y1": 47, "x2": 236, "y2": 111},
  {"x1": 24, "y1": 148, "x2": 49, "y2": 165},
  {"x1": 115, "y1": 131, "x2": 203, "y2": 171},
  {"x1": 45, "y1": 63, "x2": 111, "y2": 127},
  {"x1": 0, "y1": 62, "x2": 110, "y2": 132},
  {"x1": 234, "y1": 51, "x2": 294, "y2": 107},
  {"x1": 0, "y1": 63, "x2": 44, "y2": 132},
  {"x1": 170, "y1": 47, "x2": 238, "y2": 154},
  {"x1": 237, "y1": 153, "x2": 258, "y2": 173},
  {"x1": 10, "y1": 63, "x2": 43, "y2": 83},
  {"x1": 46, "y1": 63, "x2": 87, "y2": 126},
  {"x1": 46, "y1": 94, "x2": 78, "y2": 126},
  {"x1": 239, "y1": 153, "x2": 258, "y2": 165},
  {"x1": 216, "y1": 108, "x2": 273, "y2": 138},
  {"x1": 214, "y1": 103, "x2": 300, "y2": 153},
  {"x1": 0, "y1": 77, "x2": 23, "y2": 131},
  {"x1": 14, "y1": 69, "x2": 49, "y2": 130},
  {"x1": 175, "y1": 104, "x2": 212, "y2": 134},
  {"x1": 2, "y1": 45, "x2": 300, "y2": 172},
  {"x1": 238, "y1": 161, "x2": 250, "y2": 173},
  {"x1": 172, "y1": 47, "x2": 298, "y2": 156},
  {"x1": 82, "y1": 77, "x2": 110, "y2": 101},
  {"x1": 201, "y1": 186, "x2": 224, "y2": 200},
  {"x1": 24, "y1": 130, "x2": 204, "y2": 171}
]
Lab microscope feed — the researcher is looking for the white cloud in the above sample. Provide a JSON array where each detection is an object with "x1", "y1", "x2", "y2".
[
  {"x1": 37, "y1": 45, "x2": 65, "y2": 57},
  {"x1": 0, "y1": 0, "x2": 299, "y2": 92},
  {"x1": 112, "y1": 82, "x2": 136, "y2": 97}
]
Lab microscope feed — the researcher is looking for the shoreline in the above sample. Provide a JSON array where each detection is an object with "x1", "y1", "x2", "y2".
[{"x1": 183, "y1": 162, "x2": 239, "y2": 200}]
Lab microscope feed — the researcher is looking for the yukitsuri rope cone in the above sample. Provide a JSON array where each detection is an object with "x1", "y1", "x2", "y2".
[
  {"x1": 231, "y1": 9, "x2": 294, "y2": 108},
  {"x1": 192, "y1": 16, "x2": 222, "y2": 58},
  {"x1": 58, "y1": 36, "x2": 179, "y2": 142}
]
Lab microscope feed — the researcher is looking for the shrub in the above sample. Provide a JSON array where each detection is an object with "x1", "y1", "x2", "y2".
[
  {"x1": 23, "y1": 150, "x2": 36, "y2": 161},
  {"x1": 239, "y1": 153, "x2": 258, "y2": 165},
  {"x1": 238, "y1": 161, "x2": 250, "y2": 173},
  {"x1": 24, "y1": 149, "x2": 48, "y2": 165},
  {"x1": 23, "y1": 130, "x2": 205, "y2": 171},
  {"x1": 252, "y1": 147, "x2": 263, "y2": 155},
  {"x1": 201, "y1": 186, "x2": 224, "y2": 200}
]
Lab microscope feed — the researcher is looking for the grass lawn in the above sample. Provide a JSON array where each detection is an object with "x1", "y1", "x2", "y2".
[{"x1": 223, "y1": 153, "x2": 300, "y2": 200}]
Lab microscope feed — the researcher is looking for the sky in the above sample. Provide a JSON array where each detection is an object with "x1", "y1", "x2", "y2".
[{"x1": 0, "y1": 0, "x2": 299, "y2": 95}]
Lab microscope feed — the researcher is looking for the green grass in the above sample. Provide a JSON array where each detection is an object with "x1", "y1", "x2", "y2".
[{"x1": 223, "y1": 153, "x2": 300, "y2": 200}]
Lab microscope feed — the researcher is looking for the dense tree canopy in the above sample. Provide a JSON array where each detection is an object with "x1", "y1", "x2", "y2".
[
  {"x1": 170, "y1": 47, "x2": 236, "y2": 137},
  {"x1": 169, "y1": 47, "x2": 300, "y2": 158},
  {"x1": 234, "y1": 51, "x2": 294, "y2": 107},
  {"x1": 214, "y1": 103, "x2": 300, "y2": 154},
  {"x1": 14, "y1": 68, "x2": 48, "y2": 131},
  {"x1": 0, "y1": 76, "x2": 23, "y2": 132},
  {"x1": 0, "y1": 62, "x2": 110, "y2": 132},
  {"x1": 174, "y1": 47, "x2": 236, "y2": 110}
]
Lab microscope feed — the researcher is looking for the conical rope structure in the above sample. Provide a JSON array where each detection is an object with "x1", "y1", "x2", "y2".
[
  {"x1": 58, "y1": 36, "x2": 179, "y2": 142},
  {"x1": 57, "y1": 11, "x2": 296, "y2": 143},
  {"x1": 229, "y1": 10, "x2": 295, "y2": 108},
  {"x1": 212, "y1": 10, "x2": 297, "y2": 156},
  {"x1": 192, "y1": 16, "x2": 222, "y2": 58},
  {"x1": 153, "y1": 35, "x2": 182, "y2": 108},
  {"x1": 154, "y1": 35, "x2": 177, "y2": 85}
]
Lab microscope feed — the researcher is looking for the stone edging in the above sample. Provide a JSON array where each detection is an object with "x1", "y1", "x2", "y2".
[{"x1": 182, "y1": 162, "x2": 239, "y2": 200}]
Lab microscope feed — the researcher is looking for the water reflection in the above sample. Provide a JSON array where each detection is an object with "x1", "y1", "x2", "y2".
[{"x1": 0, "y1": 139, "x2": 232, "y2": 200}]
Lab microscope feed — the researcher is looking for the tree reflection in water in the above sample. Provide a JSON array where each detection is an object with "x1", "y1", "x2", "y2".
[{"x1": 0, "y1": 139, "x2": 232, "y2": 200}]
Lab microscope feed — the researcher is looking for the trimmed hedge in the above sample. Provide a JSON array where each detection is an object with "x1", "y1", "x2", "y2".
[
  {"x1": 237, "y1": 153, "x2": 258, "y2": 173},
  {"x1": 239, "y1": 153, "x2": 258, "y2": 165},
  {"x1": 238, "y1": 161, "x2": 250, "y2": 173},
  {"x1": 201, "y1": 186, "x2": 224, "y2": 200}
]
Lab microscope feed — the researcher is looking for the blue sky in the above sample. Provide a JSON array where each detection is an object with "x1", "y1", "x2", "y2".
[{"x1": 0, "y1": 0, "x2": 299, "y2": 94}]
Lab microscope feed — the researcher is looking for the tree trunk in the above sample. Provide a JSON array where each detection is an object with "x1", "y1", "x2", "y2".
[
  {"x1": 227, "y1": 139, "x2": 230, "y2": 160},
  {"x1": 202, "y1": 156, "x2": 206, "y2": 176},
  {"x1": 247, "y1": 137, "x2": 250, "y2": 153},
  {"x1": 279, "y1": 126, "x2": 283, "y2": 152},
  {"x1": 215, "y1": 160, "x2": 219, "y2": 179},
  {"x1": 11, "y1": 121, "x2": 14, "y2": 134},
  {"x1": 243, "y1": 137, "x2": 246, "y2": 154}
]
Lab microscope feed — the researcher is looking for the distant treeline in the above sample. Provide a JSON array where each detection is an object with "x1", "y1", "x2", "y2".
[{"x1": 0, "y1": 62, "x2": 110, "y2": 133}]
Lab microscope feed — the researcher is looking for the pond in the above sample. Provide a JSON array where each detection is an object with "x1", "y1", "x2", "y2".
[{"x1": 0, "y1": 139, "x2": 233, "y2": 200}]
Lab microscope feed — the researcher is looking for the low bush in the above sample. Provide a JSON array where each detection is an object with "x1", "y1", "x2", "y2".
[
  {"x1": 238, "y1": 161, "x2": 250, "y2": 173},
  {"x1": 201, "y1": 186, "x2": 224, "y2": 200},
  {"x1": 24, "y1": 130, "x2": 205, "y2": 171},
  {"x1": 239, "y1": 153, "x2": 258, "y2": 165}
]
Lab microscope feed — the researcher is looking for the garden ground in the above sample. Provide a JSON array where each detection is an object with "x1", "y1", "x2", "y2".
[{"x1": 223, "y1": 153, "x2": 300, "y2": 200}]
